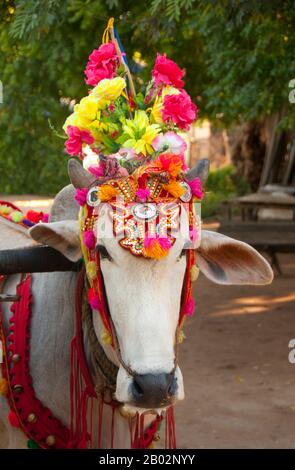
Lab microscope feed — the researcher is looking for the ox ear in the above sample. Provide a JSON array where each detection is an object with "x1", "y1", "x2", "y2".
[
  {"x1": 197, "y1": 230, "x2": 273, "y2": 285},
  {"x1": 29, "y1": 220, "x2": 81, "y2": 262}
]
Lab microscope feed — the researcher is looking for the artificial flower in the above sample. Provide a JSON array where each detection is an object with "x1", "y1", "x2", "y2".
[
  {"x1": 63, "y1": 111, "x2": 92, "y2": 133},
  {"x1": 74, "y1": 95, "x2": 100, "y2": 121},
  {"x1": 85, "y1": 41, "x2": 119, "y2": 86},
  {"x1": 152, "y1": 131, "x2": 187, "y2": 155},
  {"x1": 152, "y1": 54, "x2": 185, "y2": 89},
  {"x1": 65, "y1": 126, "x2": 94, "y2": 157},
  {"x1": 155, "y1": 153, "x2": 185, "y2": 177},
  {"x1": 82, "y1": 145, "x2": 99, "y2": 170},
  {"x1": 162, "y1": 90, "x2": 197, "y2": 130},
  {"x1": 119, "y1": 110, "x2": 160, "y2": 156},
  {"x1": 92, "y1": 77, "x2": 126, "y2": 104}
]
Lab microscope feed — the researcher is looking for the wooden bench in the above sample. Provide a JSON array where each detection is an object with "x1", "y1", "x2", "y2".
[
  {"x1": 222, "y1": 193, "x2": 295, "y2": 221},
  {"x1": 218, "y1": 222, "x2": 295, "y2": 275}
]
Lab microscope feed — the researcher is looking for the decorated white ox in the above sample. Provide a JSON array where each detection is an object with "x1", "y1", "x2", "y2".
[{"x1": 0, "y1": 159, "x2": 273, "y2": 449}]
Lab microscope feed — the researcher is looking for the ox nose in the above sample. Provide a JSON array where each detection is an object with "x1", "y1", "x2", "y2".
[{"x1": 130, "y1": 372, "x2": 177, "y2": 408}]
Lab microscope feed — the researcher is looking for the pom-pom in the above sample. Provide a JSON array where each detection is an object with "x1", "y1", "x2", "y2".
[
  {"x1": 88, "y1": 287, "x2": 101, "y2": 310},
  {"x1": 155, "y1": 153, "x2": 184, "y2": 177},
  {"x1": 177, "y1": 329, "x2": 186, "y2": 343},
  {"x1": 101, "y1": 330, "x2": 112, "y2": 345},
  {"x1": 74, "y1": 187, "x2": 88, "y2": 206},
  {"x1": 25, "y1": 210, "x2": 44, "y2": 224},
  {"x1": 190, "y1": 265, "x2": 199, "y2": 282},
  {"x1": 189, "y1": 228, "x2": 198, "y2": 244},
  {"x1": 86, "y1": 261, "x2": 97, "y2": 280},
  {"x1": 8, "y1": 410, "x2": 20, "y2": 428},
  {"x1": 98, "y1": 184, "x2": 118, "y2": 202},
  {"x1": 163, "y1": 180, "x2": 185, "y2": 199},
  {"x1": 42, "y1": 213, "x2": 49, "y2": 223},
  {"x1": 187, "y1": 177, "x2": 203, "y2": 200},
  {"x1": 27, "y1": 439, "x2": 40, "y2": 449},
  {"x1": 184, "y1": 297, "x2": 195, "y2": 316},
  {"x1": 10, "y1": 211, "x2": 24, "y2": 223},
  {"x1": 0, "y1": 378, "x2": 8, "y2": 396},
  {"x1": 136, "y1": 188, "x2": 150, "y2": 202},
  {"x1": 0, "y1": 205, "x2": 13, "y2": 215},
  {"x1": 144, "y1": 236, "x2": 172, "y2": 259},
  {"x1": 83, "y1": 230, "x2": 96, "y2": 249}
]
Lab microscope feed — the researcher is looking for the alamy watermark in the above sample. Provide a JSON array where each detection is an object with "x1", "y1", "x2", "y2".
[
  {"x1": 0, "y1": 80, "x2": 3, "y2": 104},
  {"x1": 288, "y1": 79, "x2": 295, "y2": 103},
  {"x1": 288, "y1": 339, "x2": 295, "y2": 363}
]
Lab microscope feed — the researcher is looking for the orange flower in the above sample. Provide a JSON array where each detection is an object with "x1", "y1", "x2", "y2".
[{"x1": 155, "y1": 153, "x2": 184, "y2": 177}]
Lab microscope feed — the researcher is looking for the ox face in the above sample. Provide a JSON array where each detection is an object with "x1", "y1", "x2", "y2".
[{"x1": 92, "y1": 204, "x2": 191, "y2": 409}]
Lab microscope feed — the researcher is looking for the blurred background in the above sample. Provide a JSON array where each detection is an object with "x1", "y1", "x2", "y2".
[{"x1": 0, "y1": 0, "x2": 295, "y2": 448}]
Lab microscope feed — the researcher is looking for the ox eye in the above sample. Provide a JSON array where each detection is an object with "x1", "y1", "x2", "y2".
[{"x1": 96, "y1": 245, "x2": 112, "y2": 262}]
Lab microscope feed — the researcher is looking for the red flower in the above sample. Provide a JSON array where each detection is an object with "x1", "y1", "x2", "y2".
[
  {"x1": 65, "y1": 126, "x2": 94, "y2": 157},
  {"x1": 85, "y1": 42, "x2": 119, "y2": 86},
  {"x1": 162, "y1": 90, "x2": 197, "y2": 130},
  {"x1": 152, "y1": 53, "x2": 185, "y2": 89}
]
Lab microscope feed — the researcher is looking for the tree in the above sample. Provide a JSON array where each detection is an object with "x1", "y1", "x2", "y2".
[{"x1": 0, "y1": 0, "x2": 294, "y2": 194}]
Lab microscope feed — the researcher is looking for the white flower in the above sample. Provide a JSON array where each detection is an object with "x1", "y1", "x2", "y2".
[
  {"x1": 152, "y1": 131, "x2": 187, "y2": 155},
  {"x1": 82, "y1": 145, "x2": 99, "y2": 170}
]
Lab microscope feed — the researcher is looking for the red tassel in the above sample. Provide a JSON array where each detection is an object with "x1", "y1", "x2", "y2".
[{"x1": 8, "y1": 410, "x2": 20, "y2": 428}]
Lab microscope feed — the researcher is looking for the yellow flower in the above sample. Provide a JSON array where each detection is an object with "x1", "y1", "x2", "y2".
[
  {"x1": 92, "y1": 77, "x2": 126, "y2": 105},
  {"x1": 121, "y1": 110, "x2": 160, "y2": 156},
  {"x1": 63, "y1": 111, "x2": 92, "y2": 133},
  {"x1": 75, "y1": 95, "x2": 99, "y2": 121}
]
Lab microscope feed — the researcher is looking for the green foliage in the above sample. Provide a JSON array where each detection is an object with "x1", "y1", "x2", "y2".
[
  {"x1": 202, "y1": 165, "x2": 251, "y2": 218},
  {"x1": 0, "y1": 0, "x2": 294, "y2": 195}
]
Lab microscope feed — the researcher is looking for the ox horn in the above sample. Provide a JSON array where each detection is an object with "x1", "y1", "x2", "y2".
[
  {"x1": 185, "y1": 158, "x2": 210, "y2": 184},
  {"x1": 68, "y1": 158, "x2": 96, "y2": 189},
  {"x1": 0, "y1": 246, "x2": 81, "y2": 275}
]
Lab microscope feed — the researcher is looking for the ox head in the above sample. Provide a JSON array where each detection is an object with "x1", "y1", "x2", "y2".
[{"x1": 23, "y1": 160, "x2": 273, "y2": 411}]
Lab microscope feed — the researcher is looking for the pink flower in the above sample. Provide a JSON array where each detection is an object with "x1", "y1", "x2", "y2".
[
  {"x1": 136, "y1": 188, "x2": 150, "y2": 202},
  {"x1": 152, "y1": 53, "x2": 185, "y2": 88},
  {"x1": 74, "y1": 187, "x2": 88, "y2": 206},
  {"x1": 65, "y1": 126, "x2": 94, "y2": 157},
  {"x1": 88, "y1": 163, "x2": 105, "y2": 178},
  {"x1": 85, "y1": 42, "x2": 119, "y2": 86},
  {"x1": 187, "y1": 177, "x2": 203, "y2": 200},
  {"x1": 162, "y1": 90, "x2": 197, "y2": 130}
]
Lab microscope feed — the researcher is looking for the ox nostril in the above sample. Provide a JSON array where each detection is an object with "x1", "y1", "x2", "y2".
[
  {"x1": 130, "y1": 372, "x2": 177, "y2": 408},
  {"x1": 132, "y1": 378, "x2": 144, "y2": 399}
]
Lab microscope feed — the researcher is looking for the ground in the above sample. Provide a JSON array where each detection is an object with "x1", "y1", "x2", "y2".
[
  {"x1": 177, "y1": 253, "x2": 295, "y2": 448},
  {"x1": 1, "y1": 196, "x2": 295, "y2": 448}
]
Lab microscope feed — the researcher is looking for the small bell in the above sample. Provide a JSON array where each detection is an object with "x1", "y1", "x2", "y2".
[{"x1": 190, "y1": 265, "x2": 199, "y2": 282}]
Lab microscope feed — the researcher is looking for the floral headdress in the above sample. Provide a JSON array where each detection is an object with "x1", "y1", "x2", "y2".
[{"x1": 63, "y1": 18, "x2": 203, "y2": 260}]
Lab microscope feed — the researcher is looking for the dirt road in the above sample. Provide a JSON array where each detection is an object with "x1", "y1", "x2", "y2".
[{"x1": 177, "y1": 253, "x2": 295, "y2": 448}]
